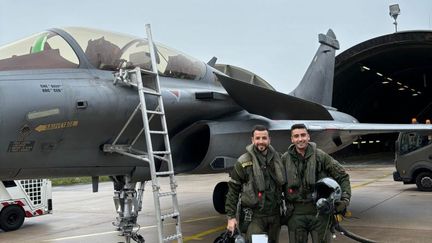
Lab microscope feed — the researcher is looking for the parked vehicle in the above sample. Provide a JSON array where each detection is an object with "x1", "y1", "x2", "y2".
[
  {"x1": 0, "y1": 179, "x2": 52, "y2": 231},
  {"x1": 393, "y1": 131, "x2": 432, "y2": 191}
]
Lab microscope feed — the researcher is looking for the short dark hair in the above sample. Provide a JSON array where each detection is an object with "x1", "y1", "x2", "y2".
[
  {"x1": 251, "y1": 125, "x2": 269, "y2": 137},
  {"x1": 290, "y1": 123, "x2": 308, "y2": 135}
]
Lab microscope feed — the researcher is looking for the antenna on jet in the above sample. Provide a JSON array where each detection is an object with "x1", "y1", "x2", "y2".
[
  {"x1": 207, "y1": 56, "x2": 217, "y2": 67},
  {"x1": 389, "y1": 4, "x2": 401, "y2": 32}
]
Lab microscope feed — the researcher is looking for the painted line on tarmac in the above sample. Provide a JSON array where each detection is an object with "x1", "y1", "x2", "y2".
[
  {"x1": 44, "y1": 229, "x2": 139, "y2": 241},
  {"x1": 43, "y1": 224, "x2": 157, "y2": 242},
  {"x1": 183, "y1": 215, "x2": 223, "y2": 223},
  {"x1": 351, "y1": 172, "x2": 393, "y2": 189},
  {"x1": 183, "y1": 225, "x2": 226, "y2": 242},
  {"x1": 44, "y1": 216, "x2": 223, "y2": 242},
  {"x1": 182, "y1": 216, "x2": 225, "y2": 241}
]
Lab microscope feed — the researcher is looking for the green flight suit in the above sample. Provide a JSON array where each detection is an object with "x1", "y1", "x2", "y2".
[
  {"x1": 225, "y1": 144, "x2": 285, "y2": 243},
  {"x1": 282, "y1": 142, "x2": 351, "y2": 243}
]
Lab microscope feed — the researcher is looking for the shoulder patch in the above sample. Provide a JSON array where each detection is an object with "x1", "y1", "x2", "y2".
[{"x1": 241, "y1": 161, "x2": 253, "y2": 168}]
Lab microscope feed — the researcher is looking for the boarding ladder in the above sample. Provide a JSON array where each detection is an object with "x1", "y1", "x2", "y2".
[{"x1": 105, "y1": 24, "x2": 182, "y2": 243}]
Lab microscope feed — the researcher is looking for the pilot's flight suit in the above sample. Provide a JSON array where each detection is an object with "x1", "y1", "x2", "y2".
[
  {"x1": 225, "y1": 144, "x2": 285, "y2": 243},
  {"x1": 282, "y1": 142, "x2": 351, "y2": 243}
]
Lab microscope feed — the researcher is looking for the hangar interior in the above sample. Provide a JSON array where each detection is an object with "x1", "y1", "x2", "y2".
[{"x1": 333, "y1": 31, "x2": 432, "y2": 155}]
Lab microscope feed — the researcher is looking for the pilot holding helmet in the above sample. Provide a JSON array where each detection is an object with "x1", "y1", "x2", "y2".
[
  {"x1": 225, "y1": 125, "x2": 285, "y2": 243},
  {"x1": 281, "y1": 123, "x2": 351, "y2": 243}
]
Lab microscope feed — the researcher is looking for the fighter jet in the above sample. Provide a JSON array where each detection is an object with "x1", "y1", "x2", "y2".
[{"x1": 0, "y1": 27, "x2": 430, "y2": 240}]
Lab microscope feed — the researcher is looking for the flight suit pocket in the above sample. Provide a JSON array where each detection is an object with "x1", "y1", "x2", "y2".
[{"x1": 241, "y1": 180, "x2": 258, "y2": 208}]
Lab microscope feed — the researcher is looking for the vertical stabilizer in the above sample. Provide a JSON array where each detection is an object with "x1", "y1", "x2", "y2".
[{"x1": 289, "y1": 29, "x2": 339, "y2": 106}]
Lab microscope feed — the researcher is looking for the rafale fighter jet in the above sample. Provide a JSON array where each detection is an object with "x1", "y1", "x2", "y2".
[{"x1": 0, "y1": 27, "x2": 431, "y2": 239}]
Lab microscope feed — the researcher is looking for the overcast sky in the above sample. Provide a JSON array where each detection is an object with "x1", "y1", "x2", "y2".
[{"x1": 1, "y1": 1, "x2": 431, "y2": 93}]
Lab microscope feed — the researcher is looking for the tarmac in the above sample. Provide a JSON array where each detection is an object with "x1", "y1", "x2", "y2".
[{"x1": 0, "y1": 159, "x2": 431, "y2": 243}]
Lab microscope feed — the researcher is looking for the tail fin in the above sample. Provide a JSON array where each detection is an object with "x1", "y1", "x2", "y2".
[{"x1": 290, "y1": 29, "x2": 339, "y2": 106}]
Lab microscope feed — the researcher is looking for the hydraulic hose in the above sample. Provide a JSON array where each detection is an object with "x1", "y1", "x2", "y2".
[{"x1": 335, "y1": 224, "x2": 377, "y2": 243}]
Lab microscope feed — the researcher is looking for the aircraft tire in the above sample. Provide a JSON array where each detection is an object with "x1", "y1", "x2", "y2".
[
  {"x1": 213, "y1": 182, "x2": 228, "y2": 214},
  {"x1": 415, "y1": 171, "x2": 432, "y2": 191},
  {"x1": 0, "y1": 205, "x2": 25, "y2": 231}
]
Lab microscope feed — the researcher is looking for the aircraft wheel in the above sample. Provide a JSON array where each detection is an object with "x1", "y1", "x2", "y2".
[
  {"x1": 0, "y1": 205, "x2": 25, "y2": 231},
  {"x1": 213, "y1": 182, "x2": 228, "y2": 214},
  {"x1": 415, "y1": 171, "x2": 432, "y2": 191}
]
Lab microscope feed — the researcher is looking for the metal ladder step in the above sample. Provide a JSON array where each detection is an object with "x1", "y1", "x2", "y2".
[
  {"x1": 158, "y1": 191, "x2": 176, "y2": 197},
  {"x1": 150, "y1": 130, "x2": 168, "y2": 135},
  {"x1": 155, "y1": 171, "x2": 174, "y2": 176},
  {"x1": 147, "y1": 110, "x2": 164, "y2": 115},
  {"x1": 163, "y1": 233, "x2": 182, "y2": 242},
  {"x1": 153, "y1": 151, "x2": 170, "y2": 155},
  {"x1": 143, "y1": 89, "x2": 161, "y2": 96},
  {"x1": 161, "y1": 211, "x2": 180, "y2": 220}
]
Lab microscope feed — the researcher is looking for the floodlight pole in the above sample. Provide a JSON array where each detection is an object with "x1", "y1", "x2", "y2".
[{"x1": 389, "y1": 4, "x2": 400, "y2": 33}]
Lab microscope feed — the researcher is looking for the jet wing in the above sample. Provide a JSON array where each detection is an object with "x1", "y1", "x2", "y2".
[
  {"x1": 299, "y1": 121, "x2": 432, "y2": 135},
  {"x1": 268, "y1": 120, "x2": 432, "y2": 153},
  {"x1": 268, "y1": 120, "x2": 432, "y2": 137},
  {"x1": 215, "y1": 73, "x2": 333, "y2": 120}
]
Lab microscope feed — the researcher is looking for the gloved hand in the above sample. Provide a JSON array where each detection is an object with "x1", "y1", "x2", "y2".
[{"x1": 335, "y1": 199, "x2": 349, "y2": 214}]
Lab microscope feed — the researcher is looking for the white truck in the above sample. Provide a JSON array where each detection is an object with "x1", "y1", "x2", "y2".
[
  {"x1": 393, "y1": 131, "x2": 432, "y2": 191},
  {"x1": 0, "y1": 179, "x2": 52, "y2": 231}
]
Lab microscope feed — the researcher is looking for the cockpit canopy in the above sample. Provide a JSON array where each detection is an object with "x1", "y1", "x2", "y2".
[
  {"x1": 0, "y1": 27, "x2": 206, "y2": 80},
  {"x1": 0, "y1": 31, "x2": 79, "y2": 70}
]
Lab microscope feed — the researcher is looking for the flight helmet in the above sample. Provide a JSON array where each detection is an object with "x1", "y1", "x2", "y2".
[
  {"x1": 214, "y1": 229, "x2": 246, "y2": 243},
  {"x1": 312, "y1": 177, "x2": 342, "y2": 214}
]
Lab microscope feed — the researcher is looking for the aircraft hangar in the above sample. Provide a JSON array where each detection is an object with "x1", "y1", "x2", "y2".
[{"x1": 333, "y1": 30, "x2": 432, "y2": 154}]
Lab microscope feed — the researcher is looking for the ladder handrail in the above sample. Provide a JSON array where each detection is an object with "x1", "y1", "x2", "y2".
[{"x1": 104, "y1": 24, "x2": 183, "y2": 243}]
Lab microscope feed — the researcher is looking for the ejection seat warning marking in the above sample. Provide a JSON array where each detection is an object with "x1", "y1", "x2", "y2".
[
  {"x1": 8, "y1": 141, "x2": 35, "y2": 152},
  {"x1": 35, "y1": 120, "x2": 78, "y2": 132}
]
